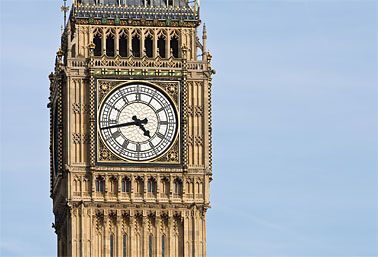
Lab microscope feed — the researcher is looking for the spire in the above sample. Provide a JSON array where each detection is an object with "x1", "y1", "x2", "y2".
[{"x1": 61, "y1": 0, "x2": 69, "y2": 26}]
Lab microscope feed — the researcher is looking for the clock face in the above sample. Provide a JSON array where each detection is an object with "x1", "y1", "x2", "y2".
[{"x1": 98, "y1": 83, "x2": 178, "y2": 161}]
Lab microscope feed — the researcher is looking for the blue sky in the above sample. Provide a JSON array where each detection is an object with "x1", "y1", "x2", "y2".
[{"x1": 1, "y1": 0, "x2": 377, "y2": 256}]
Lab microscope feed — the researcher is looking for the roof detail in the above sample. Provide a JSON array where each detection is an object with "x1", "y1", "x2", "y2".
[{"x1": 74, "y1": 0, "x2": 199, "y2": 21}]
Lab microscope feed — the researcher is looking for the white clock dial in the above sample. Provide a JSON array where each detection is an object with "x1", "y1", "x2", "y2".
[{"x1": 99, "y1": 83, "x2": 178, "y2": 161}]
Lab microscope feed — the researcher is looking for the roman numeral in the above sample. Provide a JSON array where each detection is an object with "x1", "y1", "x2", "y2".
[
  {"x1": 156, "y1": 132, "x2": 165, "y2": 139},
  {"x1": 112, "y1": 131, "x2": 121, "y2": 138},
  {"x1": 156, "y1": 107, "x2": 164, "y2": 113}
]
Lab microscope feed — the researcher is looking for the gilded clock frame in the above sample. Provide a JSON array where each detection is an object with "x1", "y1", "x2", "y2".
[{"x1": 95, "y1": 79, "x2": 182, "y2": 165}]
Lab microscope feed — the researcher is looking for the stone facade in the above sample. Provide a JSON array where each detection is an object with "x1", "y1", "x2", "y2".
[{"x1": 49, "y1": 1, "x2": 214, "y2": 256}]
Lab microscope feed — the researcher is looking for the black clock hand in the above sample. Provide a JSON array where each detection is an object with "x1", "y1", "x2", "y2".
[
  {"x1": 132, "y1": 116, "x2": 148, "y2": 125},
  {"x1": 137, "y1": 124, "x2": 151, "y2": 138},
  {"x1": 101, "y1": 121, "x2": 137, "y2": 130}
]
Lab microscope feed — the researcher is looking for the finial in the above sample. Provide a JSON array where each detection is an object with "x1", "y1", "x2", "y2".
[
  {"x1": 61, "y1": 0, "x2": 69, "y2": 26},
  {"x1": 202, "y1": 23, "x2": 207, "y2": 39},
  {"x1": 202, "y1": 23, "x2": 207, "y2": 57},
  {"x1": 57, "y1": 48, "x2": 65, "y2": 57}
]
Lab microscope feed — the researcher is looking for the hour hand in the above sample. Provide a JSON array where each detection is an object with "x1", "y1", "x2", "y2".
[
  {"x1": 137, "y1": 124, "x2": 151, "y2": 138},
  {"x1": 101, "y1": 121, "x2": 136, "y2": 130},
  {"x1": 132, "y1": 116, "x2": 148, "y2": 125}
]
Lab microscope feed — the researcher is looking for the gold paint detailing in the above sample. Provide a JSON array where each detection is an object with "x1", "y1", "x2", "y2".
[{"x1": 56, "y1": 49, "x2": 64, "y2": 56}]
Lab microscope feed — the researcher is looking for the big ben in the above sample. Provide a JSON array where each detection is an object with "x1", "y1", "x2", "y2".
[{"x1": 48, "y1": 0, "x2": 214, "y2": 256}]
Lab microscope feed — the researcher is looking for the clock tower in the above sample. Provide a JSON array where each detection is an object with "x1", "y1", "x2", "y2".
[{"x1": 49, "y1": 0, "x2": 214, "y2": 256}]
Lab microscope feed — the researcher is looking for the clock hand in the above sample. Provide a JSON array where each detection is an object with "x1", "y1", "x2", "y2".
[
  {"x1": 137, "y1": 124, "x2": 151, "y2": 138},
  {"x1": 101, "y1": 121, "x2": 137, "y2": 130},
  {"x1": 132, "y1": 115, "x2": 148, "y2": 125}
]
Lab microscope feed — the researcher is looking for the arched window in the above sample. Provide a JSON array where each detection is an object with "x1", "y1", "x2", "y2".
[
  {"x1": 93, "y1": 35, "x2": 102, "y2": 56},
  {"x1": 136, "y1": 177, "x2": 143, "y2": 196},
  {"x1": 162, "y1": 235, "x2": 165, "y2": 257},
  {"x1": 145, "y1": 36, "x2": 153, "y2": 58},
  {"x1": 147, "y1": 179, "x2": 156, "y2": 193},
  {"x1": 123, "y1": 234, "x2": 127, "y2": 257},
  {"x1": 106, "y1": 35, "x2": 115, "y2": 57},
  {"x1": 162, "y1": 178, "x2": 169, "y2": 197},
  {"x1": 110, "y1": 234, "x2": 114, "y2": 257},
  {"x1": 132, "y1": 36, "x2": 140, "y2": 57},
  {"x1": 122, "y1": 179, "x2": 130, "y2": 192},
  {"x1": 96, "y1": 177, "x2": 104, "y2": 192},
  {"x1": 109, "y1": 177, "x2": 117, "y2": 194},
  {"x1": 174, "y1": 179, "x2": 182, "y2": 194},
  {"x1": 170, "y1": 37, "x2": 179, "y2": 58},
  {"x1": 158, "y1": 37, "x2": 166, "y2": 58},
  {"x1": 119, "y1": 35, "x2": 128, "y2": 57},
  {"x1": 149, "y1": 235, "x2": 152, "y2": 257}
]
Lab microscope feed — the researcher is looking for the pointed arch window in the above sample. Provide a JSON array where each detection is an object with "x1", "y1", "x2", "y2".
[
  {"x1": 106, "y1": 34, "x2": 115, "y2": 57},
  {"x1": 93, "y1": 34, "x2": 102, "y2": 56},
  {"x1": 147, "y1": 179, "x2": 156, "y2": 193},
  {"x1": 145, "y1": 36, "x2": 153, "y2": 58},
  {"x1": 132, "y1": 36, "x2": 141, "y2": 57},
  {"x1": 162, "y1": 235, "x2": 165, "y2": 257},
  {"x1": 95, "y1": 177, "x2": 104, "y2": 192},
  {"x1": 149, "y1": 235, "x2": 152, "y2": 257},
  {"x1": 110, "y1": 234, "x2": 114, "y2": 257},
  {"x1": 174, "y1": 179, "x2": 182, "y2": 194},
  {"x1": 123, "y1": 234, "x2": 127, "y2": 257},
  {"x1": 158, "y1": 37, "x2": 166, "y2": 58},
  {"x1": 122, "y1": 178, "x2": 130, "y2": 193},
  {"x1": 119, "y1": 35, "x2": 128, "y2": 57},
  {"x1": 170, "y1": 37, "x2": 179, "y2": 58}
]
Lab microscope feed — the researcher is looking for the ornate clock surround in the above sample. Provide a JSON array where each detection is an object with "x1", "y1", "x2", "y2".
[{"x1": 94, "y1": 78, "x2": 182, "y2": 166}]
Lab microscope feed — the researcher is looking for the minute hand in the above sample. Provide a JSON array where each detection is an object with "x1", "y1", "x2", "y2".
[{"x1": 101, "y1": 121, "x2": 137, "y2": 130}]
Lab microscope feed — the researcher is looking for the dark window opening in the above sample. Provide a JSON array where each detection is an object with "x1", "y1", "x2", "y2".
[
  {"x1": 123, "y1": 235, "x2": 127, "y2": 257},
  {"x1": 162, "y1": 235, "x2": 165, "y2": 257},
  {"x1": 149, "y1": 235, "x2": 152, "y2": 257},
  {"x1": 122, "y1": 179, "x2": 130, "y2": 192},
  {"x1": 174, "y1": 180, "x2": 182, "y2": 194},
  {"x1": 71, "y1": 44, "x2": 76, "y2": 58},
  {"x1": 106, "y1": 35, "x2": 115, "y2": 57},
  {"x1": 158, "y1": 37, "x2": 166, "y2": 58},
  {"x1": 96, "y1": 178, "x2": 104, "y2": 192},
  {"x1": 110, "y1": 235, "x2": 114, "y2": 257},
  {"x1": 132, "y1": 36, "x2": 140, "y2": 57},
  {"x1": 168, "y1": 0, "x2": 173, "y2": 6},
  {"x1": 170, "y1": 37, "x2": 179, "y2": 58},
  {"x1": 94, "y1": 35, "x2": 102, "y2": 56},
  {"x1": 146, "y1": 0, "x2": 151, "y2": 6},
  {"x1": 145, "y1": 36, "x2": 153, "y2": 58},
  {"x1": 119, "y1": 35, "x2": 127, "y2": 57},
  {"x1": 147, "y1": 180, "x2": 156, "y2": 193}
]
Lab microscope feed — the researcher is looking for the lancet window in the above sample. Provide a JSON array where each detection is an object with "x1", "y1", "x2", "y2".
[
  {"x1": 122, "y1": 178, "x2": 131, "y2": 193},
  {"x1": 158, "y1": 36, "x2": 166, "y2": 58},
  {"x1": 95, "y1": 177, "x2": 104, "y2": 192},
  {"x1": 132, "y1": 34, "x2": 141, "y2": 57},
  {"x1": 147, "y1": 179, "x2": 156, "y2": 193},
  {"x1": 93, "y1": 34, "x2": 102, "y2": 57},
  {"x1": 170, "y1": 37, "x2": 179, "y2": 58},
  {"x1": 119, "y1": 33, "x2": 128, "y2": 57}
]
